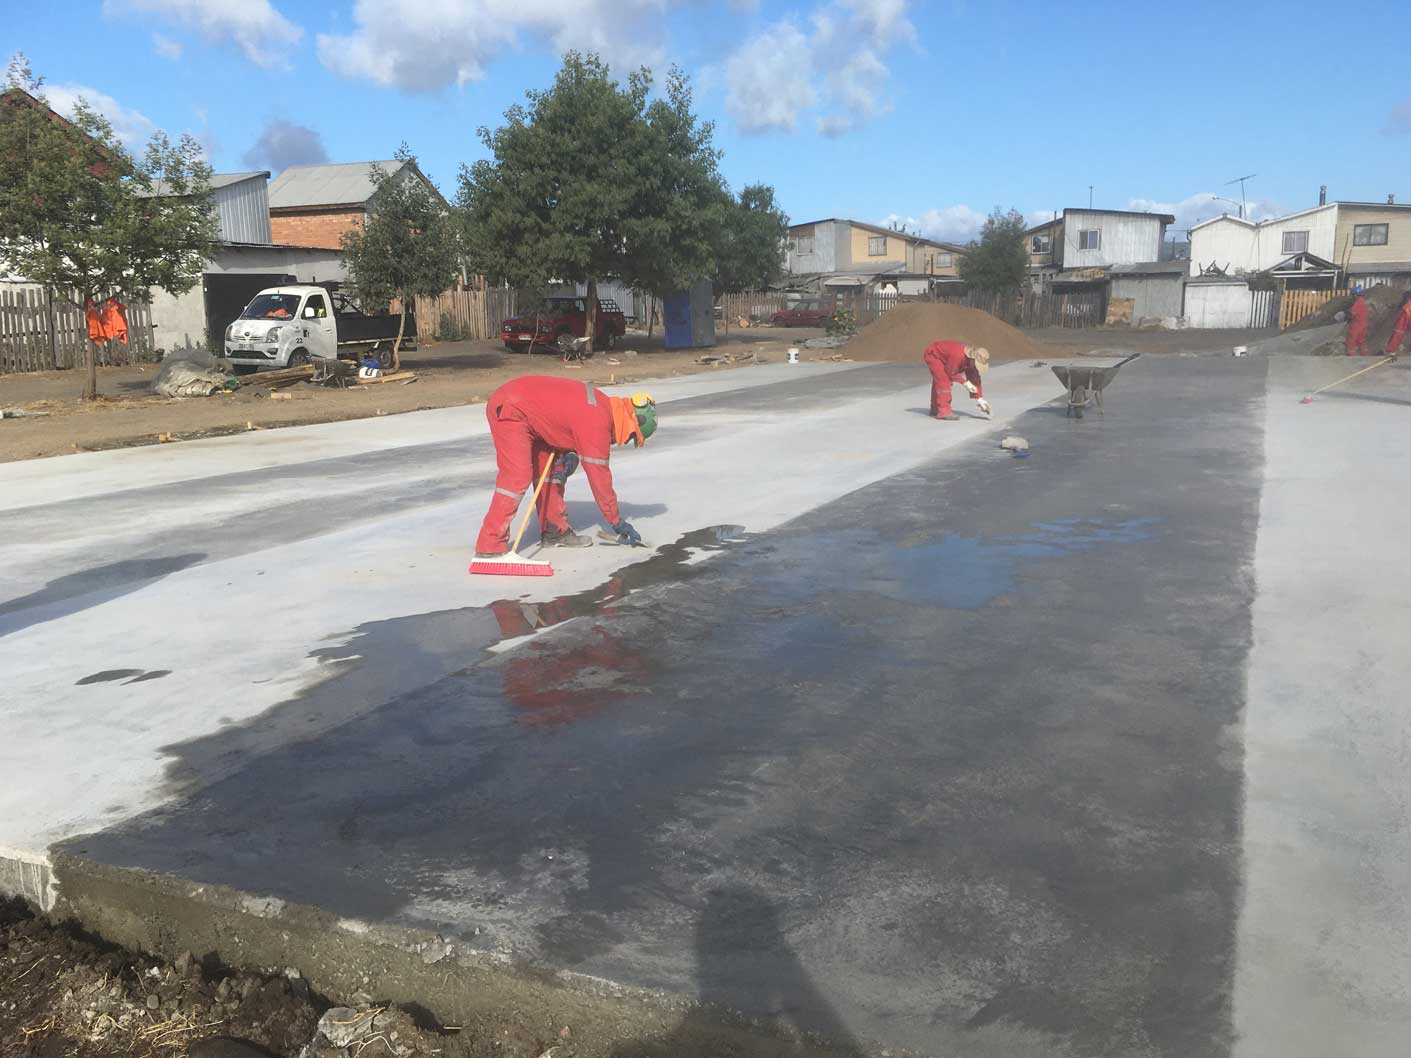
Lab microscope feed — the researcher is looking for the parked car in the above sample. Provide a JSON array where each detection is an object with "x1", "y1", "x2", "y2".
[
  {"x1": 500, "y1": 297, "x2": 627, "y2": 353},
  {"x1": 770, "y1": 300, "x2": 832, "y2": 327},
  {"x1": 223, "y1": 285, "x2": 416, "y2": 371}
]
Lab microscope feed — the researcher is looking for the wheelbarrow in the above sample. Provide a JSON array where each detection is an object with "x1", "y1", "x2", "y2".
[{"x1": 1051, "y1": 353, "x2": 1141, "y2": 418}]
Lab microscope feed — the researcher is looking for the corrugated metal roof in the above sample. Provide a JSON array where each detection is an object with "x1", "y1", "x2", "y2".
[
  {"x1": 144, "y1": 170, "x2": 268, "y2": 197},
  {"x1": 1108, "y1": 260, "x2": 1189, "y2": 275},
  {"x1": 267, "y1": 160, "x2": 403, "y2": 209}
]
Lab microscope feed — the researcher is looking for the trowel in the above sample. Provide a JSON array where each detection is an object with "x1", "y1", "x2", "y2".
[{"x1": 597, "y1": 528, "x2": 649, "y2": 548}]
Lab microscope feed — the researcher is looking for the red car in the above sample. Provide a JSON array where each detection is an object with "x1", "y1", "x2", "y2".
[
  {"x1": 500, "y1": 297, "x2": 627, "y2": 353},
  {"x1": 770, "y1": 300, "x2": 831, "y2": 327}
]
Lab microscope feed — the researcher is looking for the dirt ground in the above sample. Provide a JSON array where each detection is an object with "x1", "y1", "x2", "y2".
[{"x1": 0, "y1": 324, "x2": 1269, "y2": 463}]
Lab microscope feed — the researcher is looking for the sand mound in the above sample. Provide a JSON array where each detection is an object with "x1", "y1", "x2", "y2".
[
  {"x1": 845, "y1": 303, "x2": 1045, "y2": 362},
  {"x1": 1293, "y1": 284, "x2": 1408, "y2": 350}
]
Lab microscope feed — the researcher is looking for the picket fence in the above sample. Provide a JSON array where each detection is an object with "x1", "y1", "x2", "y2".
[
  {"x1": 0, "y1": 286, "x2": 156, "y2": 374},
  {"x1": 1279, "y1": 288, "x2": 1348, "y2": 331}
]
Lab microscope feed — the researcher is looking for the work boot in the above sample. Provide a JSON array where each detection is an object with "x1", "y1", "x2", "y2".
[
  {"x1": 541, "y1": 527, "x2": 592, "y2": 548},
  {"x1": 935, "y1": 412, "x2": 959, "y2": 421}
]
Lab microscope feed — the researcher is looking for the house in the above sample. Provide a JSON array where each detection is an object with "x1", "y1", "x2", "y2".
[
  {"x1": 1188, "y1": 197, "x2": 1411, "y2": 289},
  {"x1": 1108, "y1": 260, "x2": 1188, "y2": 322},
  {"x1": 783, "y1": 218, "x2": 968, "y2": 295},
  {"x1": 144, "y1": 171, "x2": 348, "y2": 350},
  {"x1": 1024, "y1": 208, "x2": 1175, "y2": 291},
  {"x1": 267, "y1": 159, "x2": 447, "y2": 251}
]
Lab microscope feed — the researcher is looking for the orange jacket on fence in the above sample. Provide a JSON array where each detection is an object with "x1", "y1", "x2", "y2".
[{"x1": 86, "y1": 297, "x2": 129, "y2": 343}]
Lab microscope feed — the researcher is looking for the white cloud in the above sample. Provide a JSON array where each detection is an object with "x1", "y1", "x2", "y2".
[
  {"x1": 103, "y1": 0, "x2": 303, "y2": 68},
  {"x1": 317, "y1": 0, "x2": 672, "y2": 92},
  {"x1": 725, "y1": 0, "x2": 915, "y2": 137},
  {"x1": 152, "y1": 33, "x2": 184, "y2": 60},
  {"x1": 1127, "y1": 193, "x2": 1283, "y2": 233},
  {"x1": 883, "y1": 205, "x2": 988, "y2": 244},
  {"x1": 45, "y1": 84, "x2": 157, "y2": 148}
]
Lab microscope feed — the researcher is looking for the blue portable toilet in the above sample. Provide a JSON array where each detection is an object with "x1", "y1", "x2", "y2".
[{"x1": 663, "y1": 279, "x2": 716, "y2": 349}]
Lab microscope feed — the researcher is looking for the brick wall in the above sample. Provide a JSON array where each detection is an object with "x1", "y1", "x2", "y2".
[{"x1": 270, "y1": 209, "x2": 365, "y2": 251}]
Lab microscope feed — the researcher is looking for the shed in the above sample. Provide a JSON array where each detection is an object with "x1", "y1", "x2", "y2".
[
  {"x1": 1183, "y1": 277, "x2": 1253, "y2": 329},
  {"x1": 146, "y1": 171, "x2": 273, "y2": 244},
  {"x1": 1109, "y1": 260, "x2": 1186, "y2": 321}
]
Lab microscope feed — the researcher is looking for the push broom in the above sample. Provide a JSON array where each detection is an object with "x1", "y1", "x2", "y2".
[
  {"x1": 1300, "y1": 356, "x2": 1395, "y2": 404},
  {"x1": 468, "y1": 459, "x2": 555, "y2": 577}
]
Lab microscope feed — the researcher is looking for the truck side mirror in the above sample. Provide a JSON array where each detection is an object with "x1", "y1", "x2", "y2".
[{"x1": 303, "y1": 306, "x2": 317, "y2": 319}]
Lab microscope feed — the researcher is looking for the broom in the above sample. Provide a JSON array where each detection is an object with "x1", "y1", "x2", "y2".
[
  {"x1": 1300, "y1": 356, "x2": 1395, "y2": 404},
  {"x1": 468, "y1": 459, "x2": 555, "y2": 577}
]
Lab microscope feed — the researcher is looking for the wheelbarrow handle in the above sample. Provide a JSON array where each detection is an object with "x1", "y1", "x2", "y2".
[{"x1": 1116, "y1": 352, "x2": 1142, "y2": 368}]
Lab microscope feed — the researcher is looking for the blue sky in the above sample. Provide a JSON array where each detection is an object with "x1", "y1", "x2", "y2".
[{"x1": 7, "y1": 0, "x2": 1409, "y2": 242}]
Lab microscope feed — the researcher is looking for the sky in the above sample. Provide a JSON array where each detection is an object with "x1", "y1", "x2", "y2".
[{"x1": 6, "y1": 0, "x2": 1409, "y2": 244}]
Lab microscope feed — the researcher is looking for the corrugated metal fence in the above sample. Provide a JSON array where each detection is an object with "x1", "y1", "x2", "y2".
[{"x1": 0, "y1": 286, "x2": 156, "y2": 374}]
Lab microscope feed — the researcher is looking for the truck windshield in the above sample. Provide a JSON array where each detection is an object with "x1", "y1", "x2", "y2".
[{"x1": 240, "y1": 293, "x2": 301, "y2": 320}]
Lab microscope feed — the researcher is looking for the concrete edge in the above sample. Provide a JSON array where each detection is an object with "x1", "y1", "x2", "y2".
[
  {"x1": 0, "y1": 846, "x2": 58, "y2": 912},
  {"x1": 39, "y1": 852, "x2": 873, "y2": 1058}
]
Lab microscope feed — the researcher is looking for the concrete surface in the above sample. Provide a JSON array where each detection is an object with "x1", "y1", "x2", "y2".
[{"x1": 3, "y1": 354, "x2": 1411, "y2": 1057}]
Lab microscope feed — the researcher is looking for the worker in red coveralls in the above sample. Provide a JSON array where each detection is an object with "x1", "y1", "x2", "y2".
[
  {"x1": 1345, "y1": 287, "x2": 1369, "y2": 356},
  {"x1": 1385, "y1": 290, "x2": 1411, "y2": 358},
  {"x1": 923, "y1": 340, "x2": 991, "y2": 420},
  {"x1": 474, "y1": 376, "x2": 657, "y2": 558}
]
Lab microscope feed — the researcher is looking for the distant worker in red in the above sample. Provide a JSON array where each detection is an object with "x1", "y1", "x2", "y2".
[
  {"x1": 1386, "y1": 290, "x2": 1411, "y2": 358},
  {"x1": 923, "y1": 340, "x2": 991, "y2": 420},
  {"x1": 1345, "y1": 287, "x2": 1369, "y2": 356},
  {"x1": 474, "y1": 376, "x2": 657, "y2": 558}
]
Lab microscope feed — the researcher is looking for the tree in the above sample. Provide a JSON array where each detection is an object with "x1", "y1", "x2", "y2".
[
  {"x1": 459, "y1": 54, "x2": 727, "y2": 349},
  {"x1": 341, "y1": 144, "x2": 458, "y2": 372},
  {"x1": 712, "y1": 184, "x2": 788, "y2": 333},
  {"x1": 0, "y1": 55, "x2": 217, "y2": 400},
  {"x1": 959, "y1": 207, "x2": 1029, "y2": 293}
]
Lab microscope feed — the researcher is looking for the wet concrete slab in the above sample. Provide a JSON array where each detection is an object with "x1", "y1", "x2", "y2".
[{"x1": 56, "y1": 356, "x2": 1268, "y2": 1056}]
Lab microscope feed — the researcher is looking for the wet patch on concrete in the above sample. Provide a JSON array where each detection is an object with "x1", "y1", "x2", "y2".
[{"x1": 58, "y1": 358, "x2": 1268, "y2": 1056}]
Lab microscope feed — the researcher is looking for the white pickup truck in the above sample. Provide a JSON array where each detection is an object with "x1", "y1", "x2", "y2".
[{"x1": 223, "y1": 284, "x2": 417, "y2": 371}]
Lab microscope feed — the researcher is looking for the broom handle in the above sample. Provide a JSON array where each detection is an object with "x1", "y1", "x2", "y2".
[
  {"x1": 1308, "y1": 356, "x2": 1393, "y2": 397},
  {"x1": 509, "y1": 457, "x2": 555, "y2": 554}
]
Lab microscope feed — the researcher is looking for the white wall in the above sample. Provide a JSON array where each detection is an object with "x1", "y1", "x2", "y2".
[
  {"x1": 1063, "y1": 210, "x2": 1165, "y2": 268},
  {"x1": 1184, "y1": 282, "x2": 1251, "y2": 328},
  {"x1": 1190, "y1": 205, "x2": 1339, "y2": 276}
]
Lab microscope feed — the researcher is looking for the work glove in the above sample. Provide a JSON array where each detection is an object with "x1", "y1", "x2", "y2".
[
  {"x1": 613, "y1": 520, "x2": 643, "y2": 547},
  {"x1": 549, "y1": 452, "x2": 579, "y2": 485},
  {"x1": 976, "y1": 397, "x2": 992, "y2": 416},
  {"x1": 962, "y1": 379, "x2": 979, "y2": 396}
]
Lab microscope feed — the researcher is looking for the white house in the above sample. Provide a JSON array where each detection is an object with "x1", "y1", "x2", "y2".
[{"x1": 1025, "y1": 208, "x2": 1175, "y2": 290}]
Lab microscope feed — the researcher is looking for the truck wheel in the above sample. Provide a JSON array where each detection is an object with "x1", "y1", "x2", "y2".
[
  {"x1": 375, "y1": 344, "x2": 395, "y2": 370},
  {"x1": 594, "y1": 332, "x2": 616, "y2": 351},
  {"x1": 287, "y1": 349, "x2": 310, "y2": 368},
  {"x1": 231, "y1": 364, "x2": 258, "y2": 376}
]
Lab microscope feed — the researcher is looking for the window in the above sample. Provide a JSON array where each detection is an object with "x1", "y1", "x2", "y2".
[
  {"x1": 937, "y1": 252, "x2": 954, "y2": 267},
  {"x1": 1031, "y1": 234, "x2": 1052, "y2": 254},
  {"x1": 795, "y1": 235, "x2": 814, "y2": 255},
  {"x1": 867, "y1": 235, "x2": 887, "y2": 256},
  {"x1": 303, "y1": 293, "x2": 328, "y2": 319},
  {"x1": 1282, "y1": 230, "x2": 1309, "y2": 254},
  {"x1": 1354, "y1": 223, "x2": 1389, "y2": 246},
  {"x1": 1078, "y1": 229, "x2": 1100, "y2": 251}
]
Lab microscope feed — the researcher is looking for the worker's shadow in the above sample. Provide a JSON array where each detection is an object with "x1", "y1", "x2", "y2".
[
  {"x1": 562, "y1": 500, "x2": 668, "y2": 527},
  {"x1": 609, "y1": 884, "x2": 863, "y2": 1058},
  {"x1": 905, "y1": 407, "x2": 989, "y2": 420},
  {"x1": 1321, "y1": 390, "x2": 1411, "y2": 408}
]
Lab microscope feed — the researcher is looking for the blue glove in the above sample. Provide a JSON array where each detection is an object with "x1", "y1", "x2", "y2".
[
  {"x1": 612, "y1": 520, "x2": 642, "y2": 546},
  {"x1": 549, "y1": 452, "x2": 579, "y2": 485}
]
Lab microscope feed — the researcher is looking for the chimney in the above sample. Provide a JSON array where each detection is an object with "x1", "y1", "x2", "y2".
[
  {"x1": 1318, "y1": 185, "x2": 1327, "y2": 206},
  {"x1": 1390, "y1": 194, "x2": 1397, "y2": 205}
]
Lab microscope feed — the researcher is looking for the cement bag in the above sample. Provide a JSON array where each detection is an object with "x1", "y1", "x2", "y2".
[{"x1": 154, "y1": 354, "x2": 232, "y2": 398}]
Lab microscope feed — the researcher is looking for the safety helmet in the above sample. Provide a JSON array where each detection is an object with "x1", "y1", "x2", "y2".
[
  {"x1": 1353, "y1": 285, "x2": 1364, "y2": 295},
  {"x1": 969, "y1": 346, "x2": 991, "y2": 374}
]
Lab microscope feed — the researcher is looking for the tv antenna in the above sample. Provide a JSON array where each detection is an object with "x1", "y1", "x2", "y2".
[{"x1": 1224, "y1": 174, "x2": 1256, "y2": 219}]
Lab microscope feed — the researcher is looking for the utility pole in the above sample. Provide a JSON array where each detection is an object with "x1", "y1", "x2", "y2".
[
  {"x1": 1088, "y1": 185, "x2": 1094, "y2": 209},
  {"x1": 1225, "y1": 173, "x2": 1256, "y2": 220}
]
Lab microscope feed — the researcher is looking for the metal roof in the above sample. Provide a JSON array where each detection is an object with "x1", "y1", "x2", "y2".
[
  {"x1": 144, "y1": 170, "x2": 268, "y2": 197},
  {"x1": 1108, "y1": 260, "x2": 1189, "y2": 276},
  {"x1": 267, "y1": 160, "x2": 404, "y2": 209},
  {"x1": 787, "y1": 217, "x2": 968, "y2": 252}
]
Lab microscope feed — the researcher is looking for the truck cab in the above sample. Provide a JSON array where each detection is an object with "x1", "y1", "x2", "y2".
[{"x1": 224, "y1": 285, "x2": 338, "y2": 369}]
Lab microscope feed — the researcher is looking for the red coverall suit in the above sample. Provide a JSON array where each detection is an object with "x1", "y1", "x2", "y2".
[
  {"x1": 923, "y1": 340, "x2": 983, "y2": 417},
  {"x1": 1346, "y1": 295, "x2": 1369, "y2": 355},
  {"x1": 475, "y1": 376, "x2": 625, "y2": 554},
  {"x1": 1387, "y1": 300, "x2": 1411, "y2": 356}
]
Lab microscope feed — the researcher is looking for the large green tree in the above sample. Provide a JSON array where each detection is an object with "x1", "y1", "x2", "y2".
[
  {"x1": 713, "y1": 183, "x2": 789, "y2": 296},
  {"x1": 959, "y1": 207, "x2": 1029, "y2": 293},
  {"x1": 0, "y1": 55, "x2": 216, "y2": 399},
  {"x1": 459, "y1": 53, "x2": 732, "y2": 347},
  {"x1": 341, "y1": 144, "x2": 458, "y2": 372}
]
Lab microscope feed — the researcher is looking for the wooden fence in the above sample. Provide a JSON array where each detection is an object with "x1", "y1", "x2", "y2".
[
  {"x1": 720, "y1": 290, "x2": 791, "y2": 323},
  {"x1": 0, "y1": 286, "x2": 156, "y2": 374},
  {"x1": 401, "y1": 287, "x2": 519, "y2": 342},
  {"x1": 1280, "y1": 288, "x2": 1348, "y2": 330}
]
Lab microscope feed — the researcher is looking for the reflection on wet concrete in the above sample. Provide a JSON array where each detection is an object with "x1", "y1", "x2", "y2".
[{"x1": 60, "y1": 358, "x2": 1267, "y2": 1056}]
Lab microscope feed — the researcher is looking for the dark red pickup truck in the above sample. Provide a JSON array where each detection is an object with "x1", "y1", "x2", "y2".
[{"x1": 500, "y1": 296, "x2": 627, "y2": 353}]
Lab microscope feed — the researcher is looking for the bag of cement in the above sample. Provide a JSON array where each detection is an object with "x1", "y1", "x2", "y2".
[{"x1": 154, "y1": 355, "x2": 233, "y2": 398}]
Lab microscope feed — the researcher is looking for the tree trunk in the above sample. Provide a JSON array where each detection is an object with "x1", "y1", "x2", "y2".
[
  {"x1": 646, "y1": 295, "x2": 654, "y2": 339},
  {"x1": 392, "y1": 300, "x2": 407, "y2": 373},
  {"x1": 584, "y1": 277, "x2": 598, "y2": 351}
]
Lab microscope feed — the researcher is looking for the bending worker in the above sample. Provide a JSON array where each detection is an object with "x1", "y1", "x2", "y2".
[
  {"x1": 923, "y1": 340, "x2": 991, "y2": 420},
  {"x1": 1346, "y1": 287, "x2": 1369, "y2": 356},
  {"x1": 1386, "y1": 290, "x2": 1411, "y2": 358},
  {"x1": 474, "y1": 376, "x2": 657, "y2": 558}
]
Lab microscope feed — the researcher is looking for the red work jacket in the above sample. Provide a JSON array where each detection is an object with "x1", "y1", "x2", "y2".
[
  {"x1": 924, "y1": 340, "x2": 984, "y2": 397},
  {"x1": 1388, "y1": 302, "x2": 1411, "y2": 354}
]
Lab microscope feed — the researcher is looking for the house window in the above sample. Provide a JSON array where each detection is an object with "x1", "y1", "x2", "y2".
[
  {"x1": 1282, "y1": 230, "x2": 1309, "y2": 254},
  {"x1": 937, "y1": 252, "x2": 953, "y2": 267},
  {"x1": 795, "y1": 235, "x2": 814, "y2": 255},
  {"x1": 1030, "y1": 234, "x2": 1051, "y2": 254},
  {"x1": 1353, "y1": 223, "x2": 1389, "y2": 246},
  {"x1": 1078, "y1": 229, "x2": 1100, "y2": 251},
  {"x1": 867, "y1": 235, "x2": 887, "y2": 256}
]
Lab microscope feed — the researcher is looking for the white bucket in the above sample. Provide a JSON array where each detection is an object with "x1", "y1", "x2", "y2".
[
  {"x1": 1232, "y1": 345, "x2": 1247, "y2": 357},
  {"x1": 787, "y1": 348, "x2": 800, "y2": 364}
]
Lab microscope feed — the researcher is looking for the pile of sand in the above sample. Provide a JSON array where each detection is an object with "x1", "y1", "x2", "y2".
[
  {"x1": 844, "y1": 303, "x2": 1045, "y2": 362},
  {"x1": 1293, "y1": 284, "x2": 1408, "y2": 350}
]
